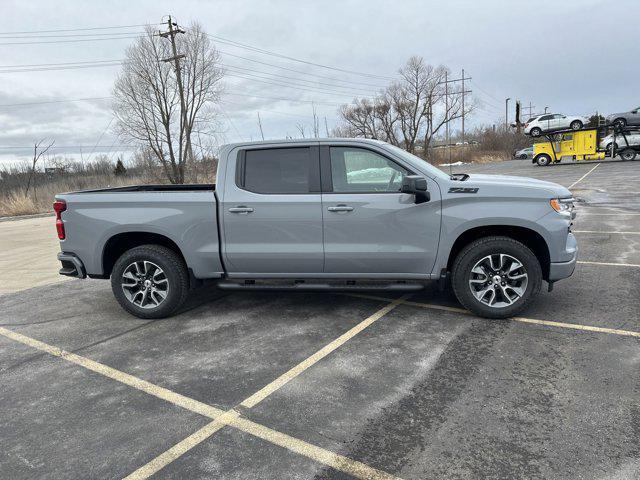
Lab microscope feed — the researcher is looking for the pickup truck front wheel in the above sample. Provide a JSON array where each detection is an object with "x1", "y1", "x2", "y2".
[
  {"x1": 111, "y1": 245, "x2": 189, "y2": 319},
  {"x1": 451, "y1": 237, "x2": 542, "y2": 319}
]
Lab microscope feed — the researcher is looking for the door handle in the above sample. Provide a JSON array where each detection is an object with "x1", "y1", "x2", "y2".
[
  {"x1": 229, "y1": 206, "x2": 254, "y2": 214},
  {"x1": 328, "y1": 205, "x2": 354, "y2": 212}
]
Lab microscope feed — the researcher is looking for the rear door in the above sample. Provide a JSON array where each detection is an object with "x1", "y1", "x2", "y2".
[
  {"x1": 537, "y1": 114, "x2": 552, "y2": 131},
  {"x1": 320, "y1": 145, "x2": 441, "y2": 276},
  {"x1": 221, "y1": 144, "x2": 324, "y2": 275}
]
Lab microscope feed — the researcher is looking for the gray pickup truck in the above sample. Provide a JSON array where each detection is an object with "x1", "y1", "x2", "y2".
[{"x1": 54, "y1": 139, "x2": 577, "y2": 319}]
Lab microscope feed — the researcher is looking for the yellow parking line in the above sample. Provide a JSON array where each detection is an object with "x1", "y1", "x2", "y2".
[
  {"x1": 568, "y1": 163, "x2": 600, "y2": 189},
  {"x1": 0, "y1": 326, "x2": 225, "y2": 419},
  {"x1": 573, "y1": 230, "x2": 640, "y2": 235},
  {"x1": 229, "y1": 416, "x2": 400, "y2": 480},
  {"x1": 343, "y1": 294, "x2": 640, "y2": 338},
  {"x1": 123, "y1": 411, "x2": 239, "y2": 480},
  {"x1": 578, "y1": 260, "x2": 640, "y2": 268},
  {"x1": 127, "y1": 295, "x2": 408, "y2": 479},
  {"x1": 240, "y1": 294, "x2": 410, "y2": 409},
  {"x1": 0, "y1": 300, "x2": 406, "y2": 480},
  {"x1": 512, "y1": 316, "x2": 640, "y2": 338}
]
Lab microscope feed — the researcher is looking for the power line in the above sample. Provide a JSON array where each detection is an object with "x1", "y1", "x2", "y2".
[
  {"x1": 0, "y1": 96, "x2": 112, "y2": 107},
  {"x1": 0, "y1": 62, "x2": 122, "y2": 73},
  {"x1": 0, "y1": 59, "x2": 122, "y2": 68},
  {"x1": 0, "y1": 31, "x2": 143, "y2": 39},
  {"x1": 0, "y1": 93, "x2": 347, "y2": 109},
  {"x1": 224, "y1": 65, "x2": 378, "y2": 96},
  {"x1": 0, "y1": 35, "x2": 142, "y2": 46},
  {"x1": 0, "y1": 24, "x2": 156, "y2": 34},
  {"x1": 226, "y1": 72, "x2": 372, "y2": 99},
  {"x1": 206, "y1": 33, "x2": 394, "y2": 80},
  {"x1": 218, "y1": 50, "x2": 388, "y2": 88},
  {"x1": 0, "y1": 145, "x2": 135, "y2": 149}
]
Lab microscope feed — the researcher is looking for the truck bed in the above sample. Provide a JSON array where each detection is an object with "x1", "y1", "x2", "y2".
[
  {"x1": 64, "y1": 184, "x2": 215, "y2": 194},
  {"x1": 55, "y1": 186, "x2": 223, "y2": 279}
]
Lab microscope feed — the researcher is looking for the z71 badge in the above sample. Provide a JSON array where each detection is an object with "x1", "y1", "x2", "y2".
[{"x1": 448, "y1": 187, "x2": 479, "y2": 194}]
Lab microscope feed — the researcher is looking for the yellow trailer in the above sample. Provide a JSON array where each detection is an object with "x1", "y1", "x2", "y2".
[{"x1": 532, "y1": 128, "x2": 605, "y2": 166}]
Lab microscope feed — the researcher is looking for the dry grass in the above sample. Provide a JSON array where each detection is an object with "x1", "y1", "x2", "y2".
[
  {"x1": 3, "y1": 192, "x2": 38, "y2": 216},
  {"x1": 0, "y1": 174, "x2": 146, "y2": 217},
  {"x1": 428, "y1": 147, "x2": 508, "y2": 166}
]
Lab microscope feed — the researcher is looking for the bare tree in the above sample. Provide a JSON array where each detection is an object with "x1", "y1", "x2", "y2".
[
  {"x1": 295, "y1": 123, "x2": 307, "y2": 138},
  {"x1": 113, "y1": 22, "x2": 224, "y2": 184},
  {"x1": 337, "y1": 56, "x2": 474, "y2": 158},
  {"x1": 25, "y1": 139, "x2": 55, "y2": 201}
]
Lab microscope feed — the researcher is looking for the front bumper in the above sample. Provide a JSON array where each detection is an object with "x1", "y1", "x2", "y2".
[
  {"x1": 58, "y1": 252, "x2": 86, "y2": 279},
  {"x1": 548, "y1": 233, "x2": 578, "y2": 281}
]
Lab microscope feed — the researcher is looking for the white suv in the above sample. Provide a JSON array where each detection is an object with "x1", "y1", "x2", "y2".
[{"x1": 524, "y1": 114, "x2": 587, "y2": 137}]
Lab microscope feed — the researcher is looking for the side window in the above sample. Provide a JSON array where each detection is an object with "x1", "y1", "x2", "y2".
[
  {"x1": 329, "y1": 147, "x2": 409, "y2": 193},
  {"x1": 538, "y1": 115, "x2": 551, "y2": 121},
  {"x1": 242, "y1": 148, "x2": 311, "y2": 194}
]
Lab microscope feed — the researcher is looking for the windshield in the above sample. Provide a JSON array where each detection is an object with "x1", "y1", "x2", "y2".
[{"x1": 381, "y1": 143, "x2": 450, "y2": 180}]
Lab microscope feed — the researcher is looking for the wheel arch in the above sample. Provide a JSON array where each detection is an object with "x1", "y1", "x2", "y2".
[
  {"x1": 446, "y1": 225, "x2": 551, "y2": 280},
  {"x1": 101, "y1": 232, "x2": 187, "y2": 278}
]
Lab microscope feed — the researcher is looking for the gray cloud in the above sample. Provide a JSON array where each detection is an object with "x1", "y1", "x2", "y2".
[{"x1": 1, "y1": 0, "x2": 638, "y2": 163}]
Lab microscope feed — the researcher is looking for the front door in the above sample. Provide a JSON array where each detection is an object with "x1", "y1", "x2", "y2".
[
  {"x1": 222, "y1": 145, "x2": 324, "y2": 275},
  {"x1": 321, "y1": 145, "x2": 441, "y2": 276}
]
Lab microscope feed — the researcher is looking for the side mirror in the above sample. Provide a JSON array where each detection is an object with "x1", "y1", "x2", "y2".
[{"x1": 401, "y1": 175, "x2": 430, "y2": 204}]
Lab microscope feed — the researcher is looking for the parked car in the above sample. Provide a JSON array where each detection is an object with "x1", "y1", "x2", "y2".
[
  {"x1": 606, "y1": 107, "x2": 640, "y2": 127},
  {"x1": 524, "y1": 114, "x2": 588, "y2": 137},
  {"x1": 599, "y1": 131, "x2": 640, "y2": 151},
  {"x1": 54, "y1": 138, "x2": 577, "y2": 320},
  {"x1": 513, "y1": 146, "x2": 534, "y2": 159}
]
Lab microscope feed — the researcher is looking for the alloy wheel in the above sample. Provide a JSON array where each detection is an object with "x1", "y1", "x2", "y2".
[
  {"x1": 121, "y1": 260, "x2": 169, "y2": 309},
  {"x1": 468, "y1": 254, "x2": 529, "y2": 308}
]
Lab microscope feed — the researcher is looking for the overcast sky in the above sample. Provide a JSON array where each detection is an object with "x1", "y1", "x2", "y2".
[{"x1": 1, "y1": 0, "x2": 638, "y2": 164}]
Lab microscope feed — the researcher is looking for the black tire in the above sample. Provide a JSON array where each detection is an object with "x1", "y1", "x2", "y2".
[
  {"x1": 570, "y1": 120, "x2": 583, "y2": 130},
  {"x1": 530, "y1": 127, "x2": 542, "y2": 137},
  {"x1": 621, "y1": 149, "x2": 637, "y2": 161},
  {"x1": 518, "y1": 154, "x2": 527, "y2": 159},
  {"x1": 451, "y1": 236, "x2": 542, "y2": 319},
  {"x1": 535, "y1": 154, "x2": 551, "y2": 166},
  {"x1": 110, "y1": 244, "x2": 189, "y2": 319},
  {"x1": 613, "y1": 118, "x2": 627, "y2": 127}
]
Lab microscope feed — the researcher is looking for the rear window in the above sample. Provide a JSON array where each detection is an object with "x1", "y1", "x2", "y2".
[{"x1": 242, "y1": 148, "x2": 311, "y2": 194}]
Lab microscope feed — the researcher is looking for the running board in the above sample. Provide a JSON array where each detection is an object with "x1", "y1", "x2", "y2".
[{"x1": 216, "y1": 280, "x2": 425, "y2": 292}]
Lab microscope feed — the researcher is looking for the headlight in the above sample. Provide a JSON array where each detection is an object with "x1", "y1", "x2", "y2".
[{"x1": 550, "y1": 198, "x2": 575, "y2": 214}]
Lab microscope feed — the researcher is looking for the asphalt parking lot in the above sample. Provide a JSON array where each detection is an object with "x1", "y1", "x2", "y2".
[{"x1": 1, "y1": 158, "x2": 638, "y2": 479}]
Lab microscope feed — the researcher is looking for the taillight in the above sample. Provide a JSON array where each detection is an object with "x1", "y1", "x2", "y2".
[{"x1": 53, "y1": 200, "x2": 66, "y2": 240}]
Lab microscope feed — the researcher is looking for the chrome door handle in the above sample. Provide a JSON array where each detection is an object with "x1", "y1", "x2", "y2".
[
  {"x1": 328, "y1": 205, "x2": 354, "y2": 212},
  {"x1": 229, "y1": 206, "x2": 254, "y2": 214}
]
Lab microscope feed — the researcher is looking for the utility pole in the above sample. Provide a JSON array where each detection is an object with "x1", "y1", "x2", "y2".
[
  {"x1": 505, "y1": 98, "x2": 511, "y2": 131},
  {"x1": 436, "y1": 72, "x2": 471, "y2": 167},
  {"x1": 445, "y1": 70, "x2": 450, "y2": 167},
  {"x1": 544, "y1": 106, "x2": 549, "y2": 113},
  {"x1": 257, "y1": 112, "x2": 265, "y2": 140},
  {"x1": 522, "y1": 101, "x2": 535, "y2": 120},
  {"x1": 515, "y1": 100, "x2": 521, "y2": 134},
  {"x1": 160, "y1": 16, "x2": 188, "y2": 183},
  {"x1": 461, "y1": 68, "x2": 465, "y2": 146}
]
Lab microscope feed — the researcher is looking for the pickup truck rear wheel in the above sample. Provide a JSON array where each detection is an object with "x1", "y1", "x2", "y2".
[
  {"x1": 451, "y1": 236, "x2": 542, "y2": 319},
  {"x1": 111, "y1": 245, "x2": 189, "y2": 319}
]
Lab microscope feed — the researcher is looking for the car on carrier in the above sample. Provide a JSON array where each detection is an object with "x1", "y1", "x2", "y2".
[
  {"x1": 606, "y1": 107, "x2": 640, "y2": 127},
  {"x1": 54, "y1": 138, "x2": 578, "y2": 320},
  {"x1": 524, "y1": 113, "x2": 588, "y2": 137}
]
